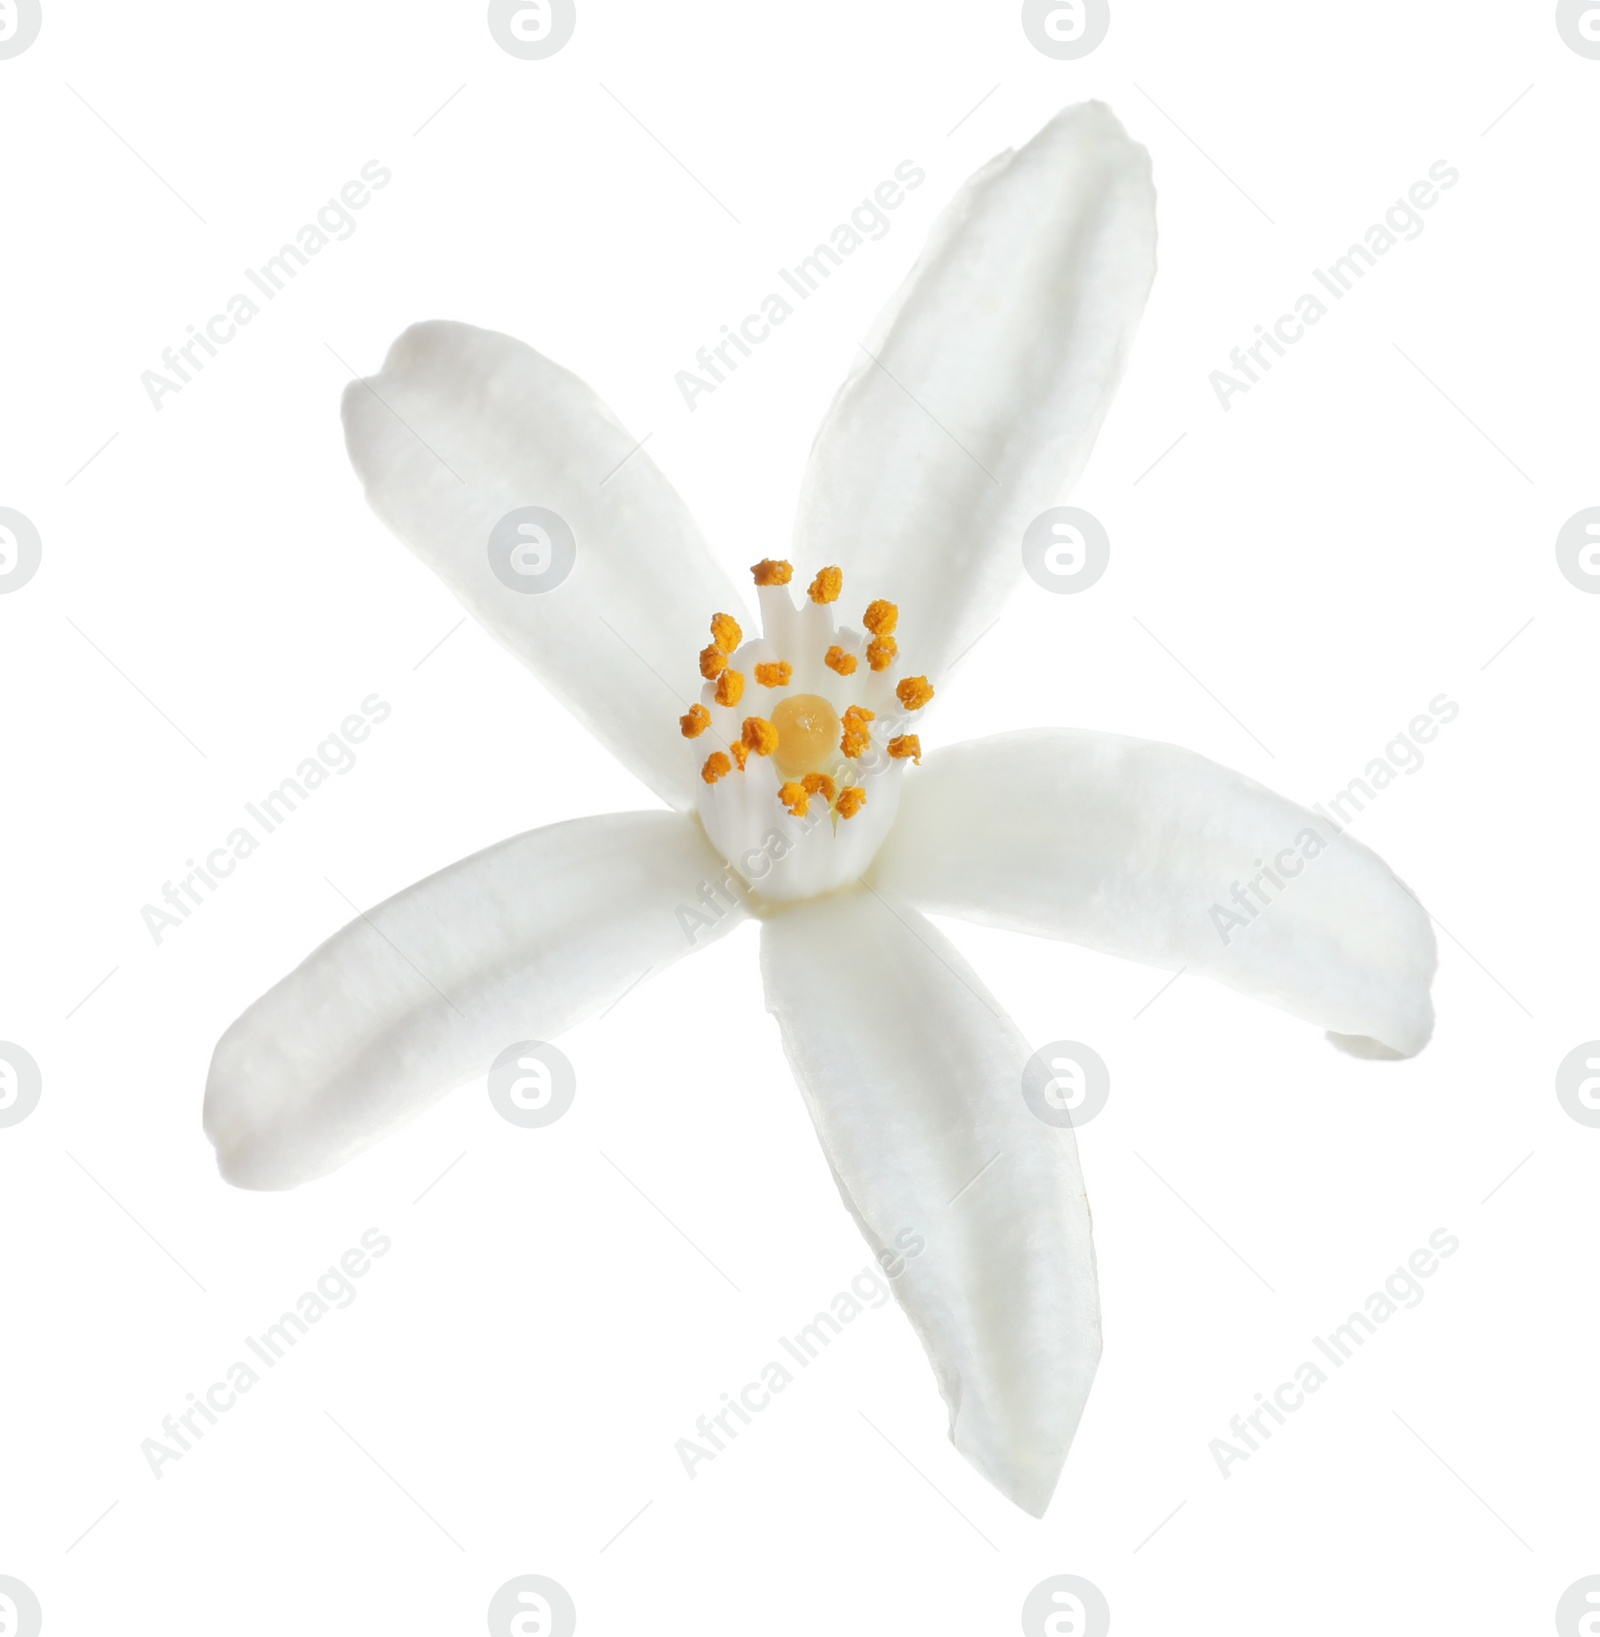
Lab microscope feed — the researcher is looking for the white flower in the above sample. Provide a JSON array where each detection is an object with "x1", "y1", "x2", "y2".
[{"x1": 204, "y1": 102, "x2": 1435, "y2": 1516}]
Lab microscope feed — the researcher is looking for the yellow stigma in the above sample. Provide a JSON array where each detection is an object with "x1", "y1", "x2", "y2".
[
  {"x1": 752, "y1": 558, "x2": 793, "y2": 586},
  {"x1": 824, "y1": 645, "x2": 857, "y2": 676},
  {"x1": 680, "y1": 704, "x2": 711, "y2": 738},
  {"x1": 896, "y1": 675, "x2": 934, "y2": 711},
  {"x1": 715, "y1": 669, "x2": 745, "y2": 708},
  {"x1": 863, "y1": 600, "x2": 898, "y2": 636},
  {"x1": 836, "y1": 786, "x2": 866, "y2": 819},
  {"x1": 754, "y1": 660, "x2": 793, "y2": 688},
  {"x1": 770, "y1": 692, "x2": 842, "y2": 777},
  {"x1": 710, "y1": 612, "x2": 743, "y2": 652},
  {"x1": 808, "y1": 566, "x2": 843, "y2": 604}
]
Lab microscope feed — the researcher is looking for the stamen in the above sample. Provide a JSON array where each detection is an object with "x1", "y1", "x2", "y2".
[
  {"x1": 700, "y1": 644, "x2": 728, "y2": 680},
  {"x1": 802, "y1": 771, "x2": 837, "y2": 803},
  {"x1": 680, "y1": 704, "x2": 711, "y2": 738},
  {"x1": 840, "y1": 704, "x2": 875, "y2": 759},
  {"x1": 888, "y1": 734, "x2": 922, "y2": 763},
  {"x1": 754, "y1": 660, "x2": 793, "y2": 688},
  {"x1": 863, "y1": 600, "x2": 898, "y2": 636},
  {"x1": 730, "y1": 739, "x2": 749, "y2": 771},
  {"x1": 896, "y1": 676, "x2": 934, "y2": 711},
  {"x1": 710, "y1": 612, "x2": 743, "y2": 652},
  {"x1": 701, "y1": 752, "x2": 732, "y2": 784},
  {"x1": 867, "y1": 635, "x2": 898, "y2": 672},
  {"x1": 715, "y1": 669, "x2": 745, "y2": 708},
  {"x1": 778, "y1": 781, "x2": 809, "y2": 817},
  {"x1": 742, "y1": 717, "x2": 779, "y2": 757},
  {"x1": 808, "y1": 566, "x2": 842, "y2": 604},
  {"x1": 836, "y1": 787, "x2": 866, "y2": 819},
  {"x1": 751, "y1": 558, "x2": 793, "y2": 586},
  {"x1": 824, "y1": 645, "x2": 858, "y2": 677}
]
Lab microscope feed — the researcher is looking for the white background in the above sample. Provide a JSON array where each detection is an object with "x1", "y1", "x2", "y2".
[{"x1": 1, "y1": 2, "x2": 1596, "y2": 1632}]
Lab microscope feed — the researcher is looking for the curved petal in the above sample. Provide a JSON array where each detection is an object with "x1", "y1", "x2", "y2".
[
  {"x1": 869, "y1": 729, "x2": 1437, "y2": 1056},
  {"x1": 343, "y1": 321, "x2": 746, "y2": 810},
  {"x1": 791, "y1": 102, "x2": 1156, "y2": 684},
  {"x1": 761, "y1": 888, "x2": 1100, "y2": 1516},
  {"x1": 205, "y1": 812, "x2": 744, "y2": 1190}
]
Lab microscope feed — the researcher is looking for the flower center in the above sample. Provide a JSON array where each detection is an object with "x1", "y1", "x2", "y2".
[
  {"x1": 676, "y1": 558, "x2": 935, "y2": 901},
  {"x1": 770, "y1": 693, "x2": 841, "y2": 778}
]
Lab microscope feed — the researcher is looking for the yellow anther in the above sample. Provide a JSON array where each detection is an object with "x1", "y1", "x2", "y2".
[
  {"x1": 836, "y1": 786, "x2": 866, "y2": 819},
  {"x1": 840, "y1": 704, "x2": 875, "y2": 759},
  {"x1": 751, "y1": 558, "x2": 793, "y2": 586},
  {"x1": 896, "y1": 675, "x2": 934, "y2": 711},
  {"x1": 754, "y1": 660, "x2": 793, "y2": 688},
  {"x1": 742, "y1": 716, "x2": 779, "y2": 757},
  {"x1": 715, "y1": 669, "x2": 745, "y2": 708},
  {"x1": 808, "y1": 566, "x2": 843, "y2": 604},
  {"x1": 778, "y1": 781, "x2": 809, "y2": 818},
  {"x1": 888, "y1": 734, "x2": 922, "y2": 763},
  {"x1": 730, "y1": 738, "x2": 750, "y2": 771},
  {"x1": 710, "y1": 612, "x2": 743, "y2": 653},
  {"x1": 824, "y1": 645, "x2": 858, "y2": 677},
  {"x1": 802, "y1": 772, "x2": 837, "y2": 803},
  {"x1": 699, "y1": 644, "x2": 728, "y2": 680},
  {"x1": 680, "y1": 703, "x2": 711, "y2": 738},
  {"x1": 863, "y1": 599, "x2": 899, "y2": 637},
  {"x1": 771, "y1": 693, "x2": 842, "y2": 777},
  {"x1": 701, "y1": 752, "x2": 732, "y2": 784},
  {"x1": 867, "y1": 635, "x2": 898, "y2": 672}
]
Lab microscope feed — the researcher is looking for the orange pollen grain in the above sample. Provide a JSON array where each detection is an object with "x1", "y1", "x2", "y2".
[
  {"x1": 701, "y1": 752, "x2": 732, "y2": 784},
  {"x1": 714, "y1": 669, "x2": 745, "y2": 708},
  {"x1": 896, "y1": 675, "x2": 934, "y2": 711},
  {"x1": 824, "y1": 645, "x2": 858, "y2": 677},
  {"x1": 801, "y1": 772, "x2": 837, "y2": 803},
  {"x1": 751, "y1": 558, "x2": 793, "y2": 586},
  {"x1": 730, "y1": 739, "x2": 749, "y2": 771},
  {"x1": 753, "y1": 660, "x2": 793, "y2": 688},
  {"x1": 840, "y1": 704, "x2": 875, "y2": 760},
  {"x1": 778, "y1": 782, "x2": 809, "y2": 818},
  {"x1": 680, "y1": 704, "x2": 711, "y2": 738},
  {"x1": 867, "y1": 635, "x2": 898, "y2": 672},
  {"x1": 699, "y1": 644, "x2": 727, "y2": 680},
  {"x1": 888, "y1": 734, "x2": 922, "y2": 763},
  {"x1": 808, "y1": 566, "x2": 843, "y2": 604},
  {"x1": 863, "y1": 599, "x2": 899, "y2": 637},
  {"x1": 710, "y1": 612, "x2": 743, "y2": 652},
  {"x1": 835, "y1": 786, "x2": 866, "y2": 820},
  {"x1": 741, "y1": 717, "x2": 779, "y2": 756}
]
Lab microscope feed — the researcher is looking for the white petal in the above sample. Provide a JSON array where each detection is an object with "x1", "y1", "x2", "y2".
[
  {"x1": 791, "y1": 103, "x2": 1156, "y2": 683},
  {"x1": 205, "y1": 812, "x2": 742, "y2": 1190},
  {"x1": 761, "y1": 889, "x2": 1099, "y2": 1516},
  {"x1": 343, "y1": 321, "x2": 746, "y2": 810},
  {"x1": 870, "y1": 730, "x2": 1437, "y2": 1056}
]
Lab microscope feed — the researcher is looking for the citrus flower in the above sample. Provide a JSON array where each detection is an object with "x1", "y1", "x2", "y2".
[{"x1": 204, "y1": 103, "x2": 1435, "y2": 1516}]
